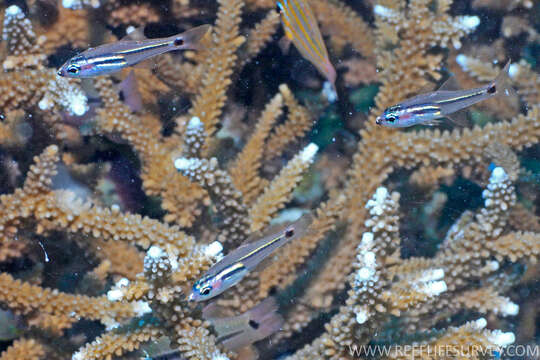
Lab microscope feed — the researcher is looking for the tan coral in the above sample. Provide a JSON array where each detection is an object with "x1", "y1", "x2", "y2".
[
  {"x1": 250, "y1": 143, "x2": 319, "y2": 231},
  {"x1": 238, "y1": 10, "x2": 280, "y2": 67},
  {"x1": 311, "y1": 0, "x2": 375, "y2": 58},
  {"x1": 188, "y1": 0, "x2": 245, "y2": 138},
  {"x1": 0, "y1": 272, "x2": 137, "y2": 330},
  {"x1": 264, "y1": 84, "x2": 314, "y2": 160},
  {"x1": 39, "y1": 7, "x2": 90, "y2": 54},
  {"x1": 72, "y1": 326, "x2": 161, "y2": 360},
  {"x1": 229, "y1": 91, "x2": 283, "y2": 204},
  {"x1": 0, "y1": 338, "x2": 46, "y2": 360}
]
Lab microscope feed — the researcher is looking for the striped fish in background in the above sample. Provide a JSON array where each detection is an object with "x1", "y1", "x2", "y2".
[{"x1": 277, "y1": 0, "x2": 337, "y2": 91}]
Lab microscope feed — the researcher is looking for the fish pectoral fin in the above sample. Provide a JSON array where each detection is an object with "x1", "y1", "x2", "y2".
[
  {"x1": 252, "y1": 255, "x2": 274, "y2": 272},
  {"x1": 132, "y1": 58, "x2": 156, "y2": 70},
  {"x1": 444, "y1": 112, "x2": 468, "y2": 127},
  {"x1": 423, "y1": 119, "x2": 444, "y2": 126}
]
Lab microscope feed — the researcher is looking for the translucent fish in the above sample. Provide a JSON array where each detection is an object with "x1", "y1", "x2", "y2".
[
  {"x1": 57, "y1": 24, "x2": 211, "y2": 78},
  {"x1": 204, "y1": 297, "x2": 283, "y2": 351},
  {"x1": 376, "y1": 61, "x2": 514, "y2": 128},
  {"x1": 0, "y1": 309, "x2": 22, "y2": 341},
  {"x1": 277, "y1": 0, "x2": 336, "y2": 89},
  {"x1": 188, "y1": 214, "x2": 313, "y2": 302}
]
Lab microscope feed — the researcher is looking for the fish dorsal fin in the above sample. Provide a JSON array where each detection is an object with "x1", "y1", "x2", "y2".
[
  {"x1": 437, "y1": 75, "x2": 461, "y2": 91},
  {"x1": 121, "y1": 27, "x2": 147, "y2": 41}
]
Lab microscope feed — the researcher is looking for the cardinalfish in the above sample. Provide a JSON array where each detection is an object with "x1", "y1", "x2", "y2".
[
  {"x1": 57, "y1": 24, "x2": 210, "y2": 78},
  {"x1": 376, "y1": 61, "x2": 514, "y2": 128},
  {"x1": 188, "y1": 214, "x2": 313, "y2": 302},
  {"x1": 277, "y1": 0, "x2": 337, "y2": 92},
  {"x1": 203, "y1": 297, "x2": 283, "y2": 351}
]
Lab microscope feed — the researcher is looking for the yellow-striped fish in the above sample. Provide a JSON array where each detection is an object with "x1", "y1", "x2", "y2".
[
  {"x1": 277, "y1": 0, "x2": 336, "y2": 89},
  {"x1": 188, "y1": 214, "x2": 313, "y2": 302}
]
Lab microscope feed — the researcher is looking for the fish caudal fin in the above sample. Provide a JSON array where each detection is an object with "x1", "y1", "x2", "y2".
[
  {"x1": 490, "y1": 61, "x2": 517, "y2": 98},
  {"x1": 220, "y1": 297, "x2": 283, "y2": 351},
  {"x1": 171, "y1": 24, "x2": 211, "y2": 50}
]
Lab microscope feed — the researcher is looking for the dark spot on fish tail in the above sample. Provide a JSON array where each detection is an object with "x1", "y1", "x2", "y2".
[
  {"x1": 268, "y1": 286, "x2": 278, "y2": 296},
  {"x1": 285, "y1": 227, "x2": 294, "y2": 238},
  {"x1": 249, "y1": 320, "x2": 260, "y2": 329},
  {"x1": 174, "y1": 38, "x2": 184, "y2": 46},
  {"x1": 487, "y1": 85, "x2": 496, "y2": 94}
]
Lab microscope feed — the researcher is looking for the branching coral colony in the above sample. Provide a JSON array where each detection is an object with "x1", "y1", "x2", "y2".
[{"x1": 0, "y1": 0, "x2": 538, "y2": 359}]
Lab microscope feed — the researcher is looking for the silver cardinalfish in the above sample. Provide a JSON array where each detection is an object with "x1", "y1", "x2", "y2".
[
  {"x1": 376, "y1": 61, "x2": 513, "y2": 128},
  {"x1": 57, "y1": 24, "x2": 210, "y2": 78},
  {"x1": 203, "y1": 297, "x2": 283, "y2": 350},
  {"x1": 277, "y1": 0, "x2": 336, "y2": 89},
  {"x1": 189, "y1": 214, "x2": 312, "y2": 302}
]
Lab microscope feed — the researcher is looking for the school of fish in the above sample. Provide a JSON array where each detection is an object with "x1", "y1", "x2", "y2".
[{"x1": 54, "y1": 0, "x2": 518, "y2": 347}]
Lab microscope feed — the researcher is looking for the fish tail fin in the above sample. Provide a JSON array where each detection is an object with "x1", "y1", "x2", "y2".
[
  {"x1": 490, "y1": 60, "x2": 516, "y2": 98},
  {"x1": 170, "y1": 24, "x2": 211, "y2": 50},
  {"x1": 221, "y1": 297, "x2": 283, "y2": 351}
]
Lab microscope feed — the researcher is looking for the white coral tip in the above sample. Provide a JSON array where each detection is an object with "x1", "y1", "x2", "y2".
[
  {"x1": 361, "y1": 232, "x2": 374, "y2": 244},
  {"x1": 474, "y1": 317, "x2": 487, "y2": 329},
  {"x1": 488, "y1": 330, "x2": 515, "y2": 347},
  {"x1": 6, "y1": 5, "x2": 22, "y2": 16},
  {"x1": 356, "y1": 310, "x2": 368, "y2": 324},
  {"x1": 187, "y1": 116, "x2": 203, "y2": 130},
  {"x1": 147, "y1": 245, "x2": 164, "y2": 259},
  {"x1": 174, "y1": 157, "x2": 192, "y2": 170},
  {"x1": 205, "y1": 241, "x2": 223, "y2": 257},
  {"x1": 502, "y1": 302, "x2": 519, "y2": 316},
  {"x1": 374, "y1": 187, "x2": 388, "y2": 204},
  {"x1": 460, "y1": 15, "x2": 480, "y2": 30},
  {"x1": 456, "y1": 54, "x2": 468, "y2": 69},
  {"x1": 300, "y1": 143, "x2": 319, "y2": 163},
  {"x1": 490, "y1": 167, "x2": 507, "y2": 183},
  {"x1": 508, "y1": 64, "x2": 519, "y2": 79}
]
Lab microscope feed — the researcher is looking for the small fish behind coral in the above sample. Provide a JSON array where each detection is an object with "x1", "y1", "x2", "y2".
[{"x1": 204, "y1": 297, "x2": 284, "y2": 351}]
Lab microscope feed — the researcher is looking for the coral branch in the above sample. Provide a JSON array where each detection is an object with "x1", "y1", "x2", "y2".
[{"x1": 250, "y1": 143, "x2": 319, "y2": 231}]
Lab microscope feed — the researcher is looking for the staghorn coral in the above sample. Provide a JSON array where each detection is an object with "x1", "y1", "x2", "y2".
[
  {"x1": 0, "y1": 0, "x2": 538, "y2": 359},
  {"x1": 0, "y1": 339, "x2": 45, "y2": 360}
]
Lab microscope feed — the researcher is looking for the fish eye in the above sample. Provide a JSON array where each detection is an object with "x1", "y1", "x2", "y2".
[
  {"x1": 386, "y1": 115, "x2": 396, "y2": 123},
  {"x1": 67, "y1": 65, "x2": 80, "y2": 74},
  {"x1": 200, "y1": 286, "x2": 212, "y2": 296}
]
